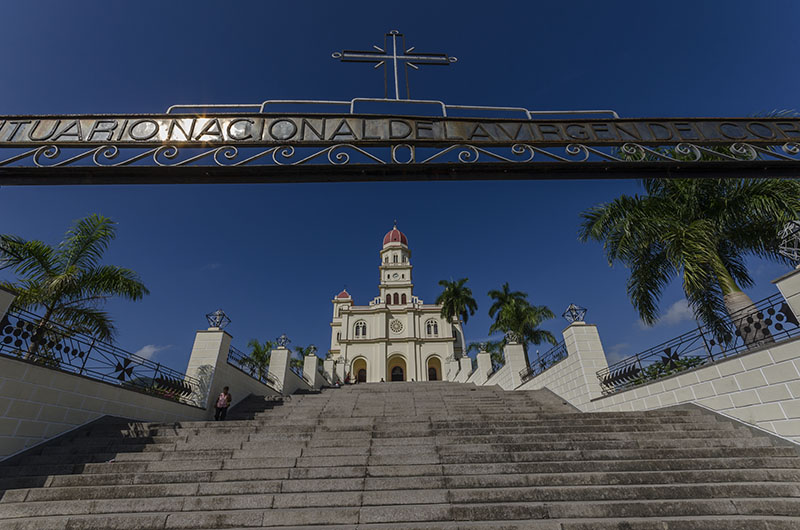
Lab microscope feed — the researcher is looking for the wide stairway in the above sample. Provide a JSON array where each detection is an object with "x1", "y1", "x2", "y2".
[{"x1": 1, "y1": 382, "x2": 800, "y2": 529}]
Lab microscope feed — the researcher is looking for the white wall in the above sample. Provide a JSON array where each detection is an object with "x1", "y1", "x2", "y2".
[
  {"x1": 0, "y1": 355, "x2": 206, "y2": 460},
  {"x1": 586, "y1": 335, "x2": 800, "y2": 443},
  {"x1": 516, "y1": 323, "x2": 608, "y2": 409}
]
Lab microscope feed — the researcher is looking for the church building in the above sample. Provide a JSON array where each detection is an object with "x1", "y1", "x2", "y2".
[{"x1": 328, "y1": 224, "x2": 466, "y2": 383}]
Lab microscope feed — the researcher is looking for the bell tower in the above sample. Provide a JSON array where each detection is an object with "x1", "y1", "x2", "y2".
[{"x1": 379, "y1": 222, "x2": 413, "y2": 305}]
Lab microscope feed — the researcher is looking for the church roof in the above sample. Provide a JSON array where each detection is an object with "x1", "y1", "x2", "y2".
[
  {"x1": 383, "y1": 223, "x2": 408, "y2": 246},
  {"x1": 336, "y1": 289, "x2": 351, "y2": 299}
]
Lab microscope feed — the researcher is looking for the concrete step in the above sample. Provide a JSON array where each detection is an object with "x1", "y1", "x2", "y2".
[{"x1": 2, "y1": 383, "x2": 799, "y2": 528}]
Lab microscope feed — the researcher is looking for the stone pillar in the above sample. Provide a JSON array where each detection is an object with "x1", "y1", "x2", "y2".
[
  {"x1": 184, "y1": 328, "x2": 233, "y2": 415},
  {"x1": 323, "y1": 359, "x2": 337, "y2": 384},
  {"x1": 773, "y1": 267, "x2": 800, "y2": 320},
  {"x1": 0, "y1": 286, "x2": 16, "y2": 319},
  {"x1": 303, "y1": 354, "x2": 320, "y2": 389},
  {"x1": 267, "y1": 347, "x2": 291, "y2": 393},
  {"x1": 474, "y1": 351, "x2": 492, "y2": 385},
  {"x1": 562, "y1": 322, "x2": 609, "y2": 406},
  {"x1": 503, "y1": 342, "x2": 528, "y2": 389},
  {"x1": 458, "y1": 357, "x2": 473, "y2": 382}
]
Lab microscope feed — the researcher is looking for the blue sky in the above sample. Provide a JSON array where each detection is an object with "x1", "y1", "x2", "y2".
[{"x1": 0, "y1": 1, "x2": 798, "y2": 372}]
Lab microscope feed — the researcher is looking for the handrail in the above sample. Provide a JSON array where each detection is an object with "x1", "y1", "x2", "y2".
[
  {"x1": 519, "y1": 341, "x2": 568, "y2": 384},
  {"x1": 596, "y1": 293, "x2": 800, "y2": 395},
  {"x1": 0, "y1": 309, "x2": 201, "y2": 406},
  {"x1": 226, "y1": 345, "x2": 283, "y2": 394}
]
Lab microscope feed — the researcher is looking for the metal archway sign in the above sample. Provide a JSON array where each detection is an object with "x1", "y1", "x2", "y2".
[{"x1": 0, "y1": 98, "x2": 798, "y2": 185}]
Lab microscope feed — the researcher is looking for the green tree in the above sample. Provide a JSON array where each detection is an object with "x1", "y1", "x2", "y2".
[
  {"x1": 579, "y1": 178, "x2": 800, "y2": 343},
  {"x1": 436, "y1": 278, "x2": 478, "y2": 324},
  {"x1": 0, "y1": 214, "x2": 149, "y2": 347},
  {"x1": 487, "y1": 284, "x2": 557, "y2": 365},
  {"x1": 467, "y1": 340, "x2": 505, "y2": 371},
  {"x1": 245, "y1": 338, "x2": 273, "y2": 380},
  {"x1": 487, "y1": 282, "x2": 528, "y2": 319},
  {"x1": 292, "y1": 345, "x2": 316, "y2": 373}
]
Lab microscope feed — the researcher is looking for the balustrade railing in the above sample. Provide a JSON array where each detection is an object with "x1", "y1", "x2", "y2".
[
  {"x1": 0, "y1": 309, "x2": 200, "y2": 406},
  {"x1": 519, "y1": 341, "x2": 568, "y2": 384},
  {"x1": 596, "y1": 293, "x2": 800, "y2": 395},
  {"x1": 226, "y1": 345, "x2": 283, "y2": 394}
]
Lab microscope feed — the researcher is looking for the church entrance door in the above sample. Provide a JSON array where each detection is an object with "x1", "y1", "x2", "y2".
[
  {"x1": 352, "y1": 358, "x2": 367, "y2": 383},
  {"x1": 387, "y1": 355, "x2": 407, "y2": 382},
  {"x1": 427, "y1": 357, "x2": 442, "y2": 381}
]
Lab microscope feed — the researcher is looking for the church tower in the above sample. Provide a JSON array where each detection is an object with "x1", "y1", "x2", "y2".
[
  {"x1": 328, "y1": 223, "x2": 466, "y2": 384},
  {"x1": 379, "y1": 222, "x2": 413, "y2": 306}
]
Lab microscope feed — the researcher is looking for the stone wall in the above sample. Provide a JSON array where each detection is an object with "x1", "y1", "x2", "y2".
[
  {"x1": 517, "y1": 323, "x2": 608, "y2": 409},
  {"x1": 0, "y1": 355, "x2": 205, "y2": 460},
  {"x1": 586, "y1": 335, "x2": 800, "y2": 443}
]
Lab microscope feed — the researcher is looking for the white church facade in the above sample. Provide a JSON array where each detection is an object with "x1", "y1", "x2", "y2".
[{"x1": 328, "y1": 224, "x2": 466, "y2": 383}]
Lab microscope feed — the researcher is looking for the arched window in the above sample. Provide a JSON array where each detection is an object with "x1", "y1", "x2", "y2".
[
  {"x1": 336, "y1": 332, "x2": 341, "y2": 341},
  {"x1": 401, "y1": 293, "x2": 407, "y2": 304},
  {"x1": 393, "y1": 254, "x2": 398, "y2": 263},
  {"x1": 393, "y1": 293, "x2": 399, "y2": 305},
  {"x1": 354, "y1": 321, "x2": 367, "y2": 338},
  {"x1": 426, "y1": 319, "x2": 439, "y2": 336}
]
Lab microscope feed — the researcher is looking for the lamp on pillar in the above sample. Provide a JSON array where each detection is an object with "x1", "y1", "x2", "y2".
[
  {"x1": 205, "y1": 309, "x2": 231, "y2": 330},
  {"x1": 276, "y1": 333, "x2": 291, "y2": 348},
  {"x1": 562, "y1": 303, "x2": 587, "y2": 324},
  {"x1": 778, "y1": 221, "x2": 800, "y2": 267}
]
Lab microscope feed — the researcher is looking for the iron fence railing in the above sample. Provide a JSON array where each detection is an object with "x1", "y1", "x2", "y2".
[
  {"x1": 226, "y1": 345, "x2": 283, "y2": 394},
  {"x1": 0, "y1": 309, "x2": 200, "y2": 406},
  {"x1": 596, "y1": 293, "x2": 800, "y2": 395},
  {"x1": 519, "y1": 341, "x2": 568, "y2": 384}
]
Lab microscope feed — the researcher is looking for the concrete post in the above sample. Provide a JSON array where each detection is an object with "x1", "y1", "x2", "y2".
[
  {"x1": 0, "y1": 286, "x2": 16, "y2": 320},
  {"x1": 503, "y1": 342, "x2": 528, "y2": 389},
  {"x1": 561, "y1": 322, "x2": 609, "y2": 407},
  {"x1": 303, "y1": 354, "x2": 320, "y2": 389},
  {"x1": 323, "y1": 359, "x2": 337, "y2": 384},
  {"x1": 475, "y1": 352, "x2": 492, "y2": 385},
  {"x1": 458, "y1": 357, "x2": 473, "y2": 382},
  {"x1": 184, "y1": 328, "x2": 232, "y2": 415},
  {"x1": 267, "y1": 347, "x2": 291, "y2": 393},
  {"x1": 773, "y1": 267, "x2": 800, "y2": 320}
]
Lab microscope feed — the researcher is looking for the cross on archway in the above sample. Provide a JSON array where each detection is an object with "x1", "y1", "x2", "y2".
[{"x1": 332, "y1": 30, "x2": 457, "y2": 100}]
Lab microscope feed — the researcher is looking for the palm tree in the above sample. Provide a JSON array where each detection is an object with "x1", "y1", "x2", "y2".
[
  {"x1": 487, "y1": 282, "x2": 528, "y2": 319},
  {"x1": 292, "y1": 345, "x2": 316, "y2": 373},
  {"x1": 245, "y1": 338, "x2": 273, "y2": 380},
  {"x1": 579, "y1": 178, "x2": 800, "y2": 343},
  {"x1": 0, "y1": 214, "x2": 149, "y2": 349},
  {"x1": 488, "y1": 296, "x2": 557, "y2": 365},
  {"x1": 436, "y1": 278, "x2": 478, "y2": 324}
]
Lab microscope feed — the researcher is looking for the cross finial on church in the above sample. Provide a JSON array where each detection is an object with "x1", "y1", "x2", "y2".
[
  {"x1": 393, "y1": 219, "x2": 397, "y2": 228},
  {"x1": 332, "y1": 30, "x2": 457, "y2": 100}
]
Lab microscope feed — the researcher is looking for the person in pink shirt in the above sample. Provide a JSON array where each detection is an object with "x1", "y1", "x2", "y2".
[{"x1": 214, "y1": 386, "x2": 232, "y2": 421}]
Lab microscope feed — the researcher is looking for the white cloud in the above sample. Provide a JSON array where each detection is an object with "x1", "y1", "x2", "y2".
[
  {"x1": 606, "y1": 342, "x2": 630, "y2": 364},
  {"x1": 134, "y1": 344, "x2": 171, "y2": 360},
  {"x1": 639, "y1": 299, "x2": 695, "y2": 329}
]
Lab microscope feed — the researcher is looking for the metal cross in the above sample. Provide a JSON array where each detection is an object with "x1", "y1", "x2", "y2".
[{"x1": 332, "y1": 30, "x2": 457, "y2": 100}]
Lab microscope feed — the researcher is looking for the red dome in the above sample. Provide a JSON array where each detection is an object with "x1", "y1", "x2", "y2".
[
  {"x1": 336, "y1": 289, "x2": 351, "y2": 299},
  {"x1": 382, "y1": 224, "x2": 408, "y2": 246}
]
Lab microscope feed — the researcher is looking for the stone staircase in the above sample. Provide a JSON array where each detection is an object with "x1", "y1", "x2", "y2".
[{"x1": 1, "y1": 381, "x2": 800, "y2": 529}]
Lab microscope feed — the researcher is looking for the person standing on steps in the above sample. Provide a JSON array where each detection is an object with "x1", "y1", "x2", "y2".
[{"x1": 215, "y1": 386, "x2": 232, "y2": 421}]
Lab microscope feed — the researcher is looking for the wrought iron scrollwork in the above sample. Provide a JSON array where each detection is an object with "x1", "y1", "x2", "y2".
[
  {"x1": 596, "y1": 293, "x2": 800, "y2": 395},
  {"x1": 0, "y1": 310, "x2": 201, "y2": 405},
  {"x1": 519, "y1": 341, "x2": 568, "y2": 384},
  {"x1": 2, "y1": 141, "x2": 799, "y2": 170},
  {"x1": 226, "y1": 345, "x2": 283, "y2": 394}
]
